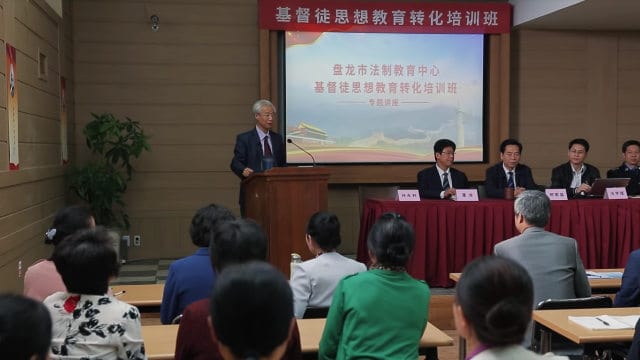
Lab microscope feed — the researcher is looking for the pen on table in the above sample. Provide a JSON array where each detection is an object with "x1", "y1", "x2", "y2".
[
  {"x1": 595, "y1": 317, "x2": 610, "y2": 326},
  {"x1": 114, "y1": 290, "x2": 126, "y2": 296}
]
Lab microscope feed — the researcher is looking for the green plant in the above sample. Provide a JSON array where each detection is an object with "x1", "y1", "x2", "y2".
[{"x1": 68, "y1": 113, "x2": 150, "y2": 229}]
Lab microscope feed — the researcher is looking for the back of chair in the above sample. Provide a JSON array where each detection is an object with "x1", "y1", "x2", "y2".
[
  {"x1": 476, "y1": 184, "x2": 487, "y2": 199},
  {"x1": 532, "y1": 295, "x2": 613, "y2": 354},
  {"x1": 303, "y1": 307, "x2": 329, "y2": 319},
  {"x1": 171, "y1": 314, "x2": 183, "y2": 324},
  {"x1": 536, "y1": 295, "x2": 613, "y2": 310}
]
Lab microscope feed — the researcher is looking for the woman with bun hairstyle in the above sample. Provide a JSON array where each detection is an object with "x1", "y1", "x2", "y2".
[
  {"x1": 454, "y1": 255, "x2": 568, "y2": 359},
  {"x1": 319, "y1": 213, "x2": 431, "y2": 359},
  {"x1": 290, "y1": 211, "x2": 366, "y2": 318},
  {"x1": 24, "y1": 205, "x2": 95, "y2": 301}
]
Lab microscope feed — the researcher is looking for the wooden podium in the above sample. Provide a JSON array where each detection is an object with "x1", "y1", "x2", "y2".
[{"x1": 243, "y1": 167, "x2": 330, "y2": 276}]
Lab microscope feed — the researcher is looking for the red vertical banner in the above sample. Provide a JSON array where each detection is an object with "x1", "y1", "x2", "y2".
[
  {"x1": 6, "y1": 43, "x2": 19, "y2": 170},
  {"x1": 60, "y1": 77, "x2": 68, "y2": 164}
]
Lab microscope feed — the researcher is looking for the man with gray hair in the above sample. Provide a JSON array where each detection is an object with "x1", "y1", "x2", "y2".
[
  {"x1": 494, "y1": 190, "x2": 590, "y2": 347},
  {"x1": 230, "y1": 99, "x2": 286, "y2": 216},
  {"x1": 494, "y1": 190, "x2": 590, "y2": 307}
]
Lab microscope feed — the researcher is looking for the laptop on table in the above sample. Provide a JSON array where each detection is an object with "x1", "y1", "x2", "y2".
[{"x1": 586, "y1": 178, "x2": 630, "y2": 197}]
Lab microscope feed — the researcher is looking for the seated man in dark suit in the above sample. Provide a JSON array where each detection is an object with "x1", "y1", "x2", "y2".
[
  {"x1": 550, "y1": 138, "x2": 600, "y2": 197},
  {"x1": 607, "y1": 139, "x2": 640, "y2": 196},
  {"x1": 484, "y1": 138, "x2": 538, "y2": 198},
  {"x1": 615, "y1": 248, "x2": 640, "y2": 307},
  {"x1": 230, "y1": 99, "x2": 286, "y2": 216},
  {"x1": 417, "y1": 139, "x2": 468, "y2": 199}
]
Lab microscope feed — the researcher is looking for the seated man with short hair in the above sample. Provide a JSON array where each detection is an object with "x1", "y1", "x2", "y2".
[
  {"x1": 550, "y1": 138, "x2": 600, "y2": 197},
  {"x1": 485, "y1": 138, "x2": 538, "y2": 198},
  {"x1": 607, "y1": 139, "x2": 640, "y2": 196},
  {"x1": 494, "y1": 190, "x2": 591, "y2": 345},
  {"x1": 417, "y1": 138, "x2": 469, "y2": 199}
]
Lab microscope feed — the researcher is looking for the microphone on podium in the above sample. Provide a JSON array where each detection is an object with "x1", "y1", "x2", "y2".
[{"x1": 287, "y1": 138, "x2": 316, "y2": 167}]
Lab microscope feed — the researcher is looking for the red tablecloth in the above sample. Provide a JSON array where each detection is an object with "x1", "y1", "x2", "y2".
[{"x1": 357, "y1": 198, "x2": 640, "y2": 287}]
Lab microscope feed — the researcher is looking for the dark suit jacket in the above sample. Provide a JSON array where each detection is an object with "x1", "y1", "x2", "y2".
[
  {"x1": 550, "y1": 162, "x2": 601, "y2": 197},
  {"x1": 417, "y1": 166, "x2": 469, "y2": 199},
  {"x1": 614, "y1": 248, "x2": 640, "y2": 307},
  {"x1": 229, "y1": 128, "x2": 286, "y2": 212},
  {"x1": 607, "y1": 163, "x2": 640, "y2": 196},
  {"x1": 484, "y1": 162, "x2": 538, "y2": 198}
]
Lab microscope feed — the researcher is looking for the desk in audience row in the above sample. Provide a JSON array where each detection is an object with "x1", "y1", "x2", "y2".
[
  {"x1": 358, "y1": 198, "x2": 640, "y2": 287},
  {"x1": 141, "y1": 319, "x2": 454, "y2": 360},
  {"x1": 111, "y1": 283, "x2": 164, "y2": 312},
  {"x1": 532, "y1": 307, "x2": 640, "y2": 354},
  {"x1": 450, "y1": 268, "x2": 623, "y2": 292}
]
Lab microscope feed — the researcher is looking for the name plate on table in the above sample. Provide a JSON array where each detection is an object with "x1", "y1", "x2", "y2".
[
  {"x1": 455, "y1": 189, "x2": 479, "y2": 202},
  {"x1": 605, "y1": 187, "x2": 628, "y2": 199},
  {"x1": 545, "y1": 188, "x2": 568, "y2": 200},
  {"x1": 397, "y1": 189, "x2": 420, "y2": 201}
]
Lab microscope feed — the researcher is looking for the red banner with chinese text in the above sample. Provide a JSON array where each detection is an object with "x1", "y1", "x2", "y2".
[{"x1": 259, "y1": 1, "x2": 511, "y2": 34}]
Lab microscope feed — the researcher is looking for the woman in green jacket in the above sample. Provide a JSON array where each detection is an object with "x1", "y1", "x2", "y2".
[{"x1": 319, "y1": 213, "x2": 431, "y2": 360}]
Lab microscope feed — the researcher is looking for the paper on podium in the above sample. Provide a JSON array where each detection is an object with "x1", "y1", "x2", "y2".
[{"x1": 569, "y1": 315, "x2": 640, "y2": 330}]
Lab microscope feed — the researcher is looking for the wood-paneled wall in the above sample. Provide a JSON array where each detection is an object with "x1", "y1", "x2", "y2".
[
  {"x1": 0, "y1": 0, "x2": 71, "y2": 292},
  {"x1": 511, "y1": 30, "x2": 640, "y2": 186},
  {"x1": 72, "y1": 0, "x2": 264, "y2": 260},
  {"x1": 71, "y1": 0, "x2": 511, "y2": 261}
]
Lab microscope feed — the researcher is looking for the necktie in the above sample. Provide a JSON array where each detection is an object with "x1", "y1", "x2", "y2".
[
  {"x1": 264, "y1": 136, "x2": 272, "y2": 157},
  {"x1": 442, "y1": 172, "x2": 450, "y2": 190},
  {"x1": 507, "y1": 171, "x2": 515, "y2": 188}
]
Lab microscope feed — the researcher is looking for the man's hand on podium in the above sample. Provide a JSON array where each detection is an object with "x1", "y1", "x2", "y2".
[{"x1": 242, "y1": 167, "x2": 254, "y2": 178}]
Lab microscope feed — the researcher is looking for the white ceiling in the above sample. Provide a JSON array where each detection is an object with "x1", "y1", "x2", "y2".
[{"x1": 511, "y1": 0, "x2": 640, "y2": 31}]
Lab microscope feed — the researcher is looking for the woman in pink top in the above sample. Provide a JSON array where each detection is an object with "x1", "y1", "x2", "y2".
[{"x1": 23, "y1": 205, "x2": 95, "y2": 301}]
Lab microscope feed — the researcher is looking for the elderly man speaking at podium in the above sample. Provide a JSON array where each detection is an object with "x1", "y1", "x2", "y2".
[{"x1": 230, "y1": 99, "x2": 286, "y2": 216}]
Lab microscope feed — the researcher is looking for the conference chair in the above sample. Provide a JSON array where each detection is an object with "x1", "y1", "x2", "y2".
[
  {"x1": 476, "y1": 184, "x2": 487, "y2": 199},
  {"x1": 302, "y1": 307, "x2": 329, "y2": 319},
  {"x1": 171, "y1": 314, "x2": 183, "y2": 324},
  {"x1": 532, "y1": 295, "x2": 613, "y2": 359}
]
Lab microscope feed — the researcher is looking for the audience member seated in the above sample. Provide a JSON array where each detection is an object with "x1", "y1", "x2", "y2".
[
  {"x1": 607, "y1": 139, "x2": 640, "y2": 196},
  {"x1": 494, "y1": 190, "x2": 591, "y2": 345},
  {"x1": 318, "y1": 213, "x2": 431, "y2": 359},
  {"x1": 174, "y1": 219, "x2": 302, "y2": 360},
  {"x1": 44, "y1": 227, "x2": 146, "y2": 359},
  {"x1": 453, "y1": 255, "x2": 568, "y2": 360},
  {"x1": 484, "y1": 138, "x2": 538, "y2": 198},
  {"x1": 161, "y1": 203, "x2": 235, "y2": 324},
  {"x1": 614, "y1": 248, "x2": 640, "y2": 307},
  {"x1": 24, "y1": 205, "x2": 95, "y2": 301},
  {"x1": 290, "y1": 212, "x2": 366, "y2": 318},
  {"x1": 0, "y1": 293, "x2": 52, "y2": 360},
  {"x1": 550, "y1": 138, "x2": 600, "y2": 197},
  {"x1": 209, "y1": 261, "x2": 294, "y2": 360},
  {"x1": 417, "y1": 138, "x2": 469, "y2": 199}
]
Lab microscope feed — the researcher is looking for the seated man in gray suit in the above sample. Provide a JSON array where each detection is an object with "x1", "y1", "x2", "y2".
[{"x1": 494, "y1": 190, "x2": 591, "y2": 344}]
